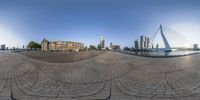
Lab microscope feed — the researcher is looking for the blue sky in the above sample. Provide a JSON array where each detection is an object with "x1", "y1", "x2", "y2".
[{"x1": 0, "y1": 0, "x2": 200, "y2": 48}]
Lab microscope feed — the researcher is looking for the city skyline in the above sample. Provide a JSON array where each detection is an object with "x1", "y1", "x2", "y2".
[{"x1": 0, "y1": 0, "x2": 200, "y2": 48}]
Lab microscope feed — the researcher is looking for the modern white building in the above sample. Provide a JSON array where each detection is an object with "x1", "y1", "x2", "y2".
[
  {"x1": 110, "y1": 42, "x2": 113, "y2": 49},
  {"x1": 100, "y1": 35, "x2": 105, "y2": 49},
  {"x1": 139, "y1": 35, "x2": 150, "y2": 50}
]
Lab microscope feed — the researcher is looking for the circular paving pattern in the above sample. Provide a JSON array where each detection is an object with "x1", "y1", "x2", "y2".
[{"x1": 0, "y1": 51, "x2": 200, "y2": 100}]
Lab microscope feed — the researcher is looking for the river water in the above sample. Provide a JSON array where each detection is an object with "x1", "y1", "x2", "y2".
[{"x1": 119, "y1": 50, "x2": 200, "y2": 57}]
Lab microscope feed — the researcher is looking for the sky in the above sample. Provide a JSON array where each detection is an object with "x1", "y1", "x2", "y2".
[{"x1": 0, "y1": 0, "x2": 200, "y2": 48}]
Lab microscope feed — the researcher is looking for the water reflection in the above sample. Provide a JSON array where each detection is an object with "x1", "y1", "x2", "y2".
[{"x1": 120, "y1": 50, "x2": 200, "y2": 57}]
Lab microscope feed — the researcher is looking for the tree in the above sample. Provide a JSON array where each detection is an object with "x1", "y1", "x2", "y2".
[
  {"x1": 97, "y1": 44, "x2": 101, "y2": 50},
  {"x1": 28, "y1": 41, "x2": 36, "y2": 50},
  {"x1": 35, "y1": 43, "x2": 41, "y2": 49},
  {"x1": 131, "y1": 47, "x2": 135, "y2": 51},
  {"x1": 124, "y1": 46, "x2": 131, "y2": 51},
  {"x1": 90, "y1": 45, "x2": 96, "y2": 50},
  {"x1": 27, "y1": 41, "x2": 41, "y2": 50},
  {"x1": 83, "y1": 46, "x2": 88, "y2": 51}
]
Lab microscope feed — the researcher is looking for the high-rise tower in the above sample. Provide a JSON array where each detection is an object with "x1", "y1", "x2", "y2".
[{"x1": 100, "y1": 35, "x2": 105, "y2": 49}]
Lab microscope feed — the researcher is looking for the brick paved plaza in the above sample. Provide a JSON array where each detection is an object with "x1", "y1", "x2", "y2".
[{"x1": 0, "y1": 51, "x2": 200, "y2": 100}]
